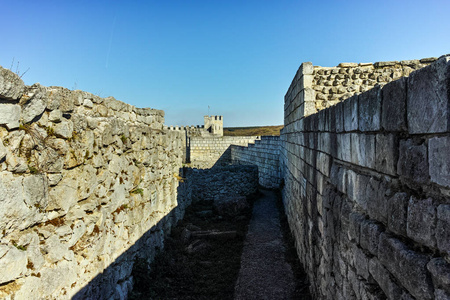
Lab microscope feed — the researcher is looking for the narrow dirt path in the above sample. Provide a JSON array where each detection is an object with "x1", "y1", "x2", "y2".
[{"x1": 234, "y1": 189, "x2": 297, "y2": 300}]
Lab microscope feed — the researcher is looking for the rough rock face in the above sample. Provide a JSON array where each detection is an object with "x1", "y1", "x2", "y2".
[
  {"x1": 312, "y1": 58, "x2": 436, "y2": 112},
  {"x1": 187, "y1": 165, "x2": 259, "y2": 202},
  {"x1": 0, "y1": 66, "x2": 188, "y2": 299},
  {"x1": 0, "y1": 66, "x2": 25, "y2": 100}
]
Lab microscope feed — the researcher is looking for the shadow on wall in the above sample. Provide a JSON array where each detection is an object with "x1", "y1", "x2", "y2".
[
  {"x1": 73, "y1": 157, "x2": 258, "y2": 299},
  {"x1": 72, "y1": 171, "x2": 191, "y2": 300},
  {"x1": 211, "y1": 146, "x2": 233, "y2": 169}
]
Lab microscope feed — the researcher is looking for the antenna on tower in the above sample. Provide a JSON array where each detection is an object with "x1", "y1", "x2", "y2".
[{"x1": 208, "y1": 105, "x2": 210, "y2": 116}]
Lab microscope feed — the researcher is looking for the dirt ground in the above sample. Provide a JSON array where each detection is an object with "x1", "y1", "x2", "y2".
[{"x1": 130, "y1": 190, "x2": 311, "y2": 300}]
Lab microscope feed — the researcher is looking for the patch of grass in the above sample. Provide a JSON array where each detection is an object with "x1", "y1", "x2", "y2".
[
  {"x1": 223, "y1": 125, "x2": 283, "y2": 136},
  {"x1": 13, "y1": 242, "x2": 27, "y2": 251},
  {"x1": 28, "y1": 165, "x2": 39, "y2": 174},
  {"x1": 46, "y1": 126, "x2": 55, "y2": 136},
  {"x1": 130, "y1": 188, "x2": 144, "y2": 196},
  {"x1": 19, "y1": 123, "x2": 31, "y2": 132}
]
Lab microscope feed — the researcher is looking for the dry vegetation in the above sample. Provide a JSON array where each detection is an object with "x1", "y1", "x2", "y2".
[{"x1": 223, "y1": 125, "x2": 283, "y2": 136}]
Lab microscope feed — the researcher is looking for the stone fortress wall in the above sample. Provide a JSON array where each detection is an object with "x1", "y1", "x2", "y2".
[
  {"x1": 0, "y1": 53, "x2": 449, "y2": 300},
  {"x1": 189, "y1": 135, "x2": 260, "y2": 169},
  {"x1": 0, "y1": 67, "x2": 189, "y2": 299},
  {"x1": 284, "y1": 58, "x2": 437, "y2": 128},
  {"x1": 165, "y1": 114, "x2": 261, "y2": 169},
  {"x1": 311, "y1": 58, "x2": 436, "y2": 111},
  {"x1": 280, "y1": 55, "x2": 450, "y2": 299},
  {"x1": 231, "y1": 136, "x2": 281, "y2": 189}
]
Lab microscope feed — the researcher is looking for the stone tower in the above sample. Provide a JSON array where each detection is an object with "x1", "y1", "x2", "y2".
[{"x1": 204, "y1": 115, "x2": 223, "y2": 136}]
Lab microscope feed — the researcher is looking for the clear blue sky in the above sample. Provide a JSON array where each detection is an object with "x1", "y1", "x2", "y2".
[{"x1": 1, "y1": 0, "x2": 449, "y2": 127}]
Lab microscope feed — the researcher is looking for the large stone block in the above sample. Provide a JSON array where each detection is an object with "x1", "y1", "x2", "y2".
[
  {"x1": 397, "y1": 139, "x2": 429, "y2": 185},
  {"x1": 337, "y1": 133, "x2": 351, "y2": 162},
  {"x1": 381, "y1": 77, "x2": 407, "y2": 132},
  {"x1": 0, "y1": 245, "x2": 28, "y2": 284},
  {"x1": 353, "y1": 245, "x2": 370, "y2": 279},
  {"x1": 300, "y1": 74, "x2": 313, "y2": 90},
  {"x1": 328, "y1": 105, "x2": 337, "y2": 132},
  {"x1": 48, "y1": 174, "x2": 78, "y2": 213},
  {"x1": 360, "y1": 219, "x2": 383, "y2": 255},
  {"x1": 335, "y1": 102, "x2": 345, "y2": 133},
  {"x1": 0, "y1": 172, "x2": 42, "y2": 232},
  {"x1": 318, "y1": 132, "x2": 331, "y2": 154},
  {"x1": 428, "y1": 136, "x2": 450, "y2": 188},
  {"x1": 317, "y1": 152, "x2": 330, "y2": 177},
  {"x1": 330, "y1": 163, "x2": 346, "y2": 194},
  {"x1": 407, "y1": 197, "x2": 436, "y2": 248},
  {"x1": 369, "y1": 257, "x2": 403, "y2": 300},
  {"x1": 298, "y1": 62, "x2": 314, "y2": 75},
  {"x1": 366, "y1": 177, "x2": 388, "y2": 224},
  {"x1": 348, "y1": 212, "x2": 365, "y2": 243},
  {"x1": 343, "y1": 95, "x2": 358, "y2": 131},
  {"x1": 0, "y1": 66, "x2": 25, "y2": 100},
  {"x1": 358, "y1": 86, "x2": 381, "y2": 132},
  {"x1": 407, "y1": 56, "x2": 450, "y2": 134},
  {"x1": 47, "y1": 87, "x2": 76, "y2": 112},
  {"x1": 387, "y1": 192, "x2": 408, "y2": 236},
  {"x1": 0, "y1": 103, "x2": 21, "y2": 129},
  {"x1": 346, "y1": 170, "x2": 369, "y2": 211},
  {"x1": 375, "y1": 134, "x2": 398, "y2": 176},
  {"x1": 436, "y1": 204, "x2": 450, "y2": 255},
  {"x1": 20, "y1": 83, "x2": 47, "y2": 123},
  {"x1": 303, "y1": 90, "x2": 317, "y2": 117},
  {"x1": 427, "y1": 258, "x2": 450, "y2": 295},
  {"x1": 350, "y1": 133, "x2": 375, "y2": 169},
  {"x1": 378, "y1": 233, "x2": 433, "y2": 300}
]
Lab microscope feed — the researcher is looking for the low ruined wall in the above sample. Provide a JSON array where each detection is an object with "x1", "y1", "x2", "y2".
[
  {"x1": 187, "y1": 165, "x2": 258, "y2": 202},
  {"x1": 284, "y1": 58, "x2": 437, "y2": 131},
  {"x1": 0, "y1": 67, "x2": 188, "y2": 299},
  {"x1": 281, "y1": 56, "x2": 450, "y2": 299},
  {"x1": 231, "y1": 136, "x2": 281, "y2": 189},
  {"x1": 312, "y1": 58, "x2": 436, "y2": 111},
  {"x1": 189, "y1": 136, "x2": 260, "y2": 169}
]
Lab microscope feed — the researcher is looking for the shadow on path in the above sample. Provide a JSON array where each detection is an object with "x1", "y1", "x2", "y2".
[{"x1": 234, "y1": 189, "x2": 311, "y2": 300}]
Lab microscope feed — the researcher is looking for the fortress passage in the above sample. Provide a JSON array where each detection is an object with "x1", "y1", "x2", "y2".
[{"x1": 0, "y1": 55, "x2": 449, "y2": 299}]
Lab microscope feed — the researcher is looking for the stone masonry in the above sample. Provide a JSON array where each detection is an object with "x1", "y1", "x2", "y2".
[
  {"x1": 280, "y1": 55, "x2": 450, "y2": 299},
  {"x1": 231, "y1": 136, "x2": 281, "y2": 189},
  {"x1": 0, "y1": 67, "x2": 188, "y2": 299},
  {"x1": 312, "y1": 58, "x2": 436, "y2": 112},
  {"x1": 189, "y1": 136, "x2": 260, "y2": 169},
  {"x1": 0, "y1": 53, "x2": 449, "y2": 300}
]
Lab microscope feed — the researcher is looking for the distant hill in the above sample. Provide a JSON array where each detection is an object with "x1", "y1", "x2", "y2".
[{"x1": 223, "y1": 125, "x2": 283, "y2": 136}]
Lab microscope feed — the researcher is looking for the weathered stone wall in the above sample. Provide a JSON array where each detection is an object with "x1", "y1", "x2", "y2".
[
  {"x1": 189, "y1": 136, "x2": 260, "y2": 169},
  {"x1": 231, "y1": 136, "x2": 281, "y2": 189},
  {"x1": 187, "y1": 165, "x2": 258, "y2": 202},
  {"x1": 0, "y1": 66, "x2": 189, "y2": 299},
  {"x1": 312, "y1": 58, "x2": 437, "y2": 111},
  {"x1": 280, "y1": 56, "x2": 450, "y2": 299},
  {"x1": 284, "y1": 58, "x2": 437, "y2": 129}
]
